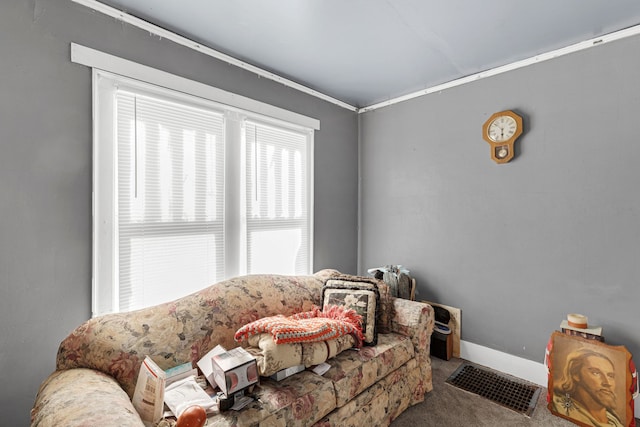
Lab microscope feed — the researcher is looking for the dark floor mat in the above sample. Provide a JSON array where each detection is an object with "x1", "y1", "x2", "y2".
[{"x1": 445, "y1": 362, "x2": 541, "y2": 417}]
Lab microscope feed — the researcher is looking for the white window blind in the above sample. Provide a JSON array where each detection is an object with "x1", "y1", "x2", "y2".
[
  {"x1": 115, "y1": 92, "x2": 225, "y2": 312},
  {"x1": 92, "y1": 67, "x2": 315, "y2": 316},
  {"x1": 245, "y1": 121, "x2": 310, "y2": 275}
]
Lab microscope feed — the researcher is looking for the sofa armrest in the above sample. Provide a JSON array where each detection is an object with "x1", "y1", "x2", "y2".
[
  {"x1": 390, "y1": 298, "x2": 435, "y2": 394},
  {"x1": 390, "y1": 298, "x2": 434, "y2": 352},
  {"x1": 31, "y1": 368, "x2": 143, "y2": 427}
]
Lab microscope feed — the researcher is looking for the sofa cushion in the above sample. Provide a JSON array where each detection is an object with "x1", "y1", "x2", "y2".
[
  {"x1": 212, "y1": 370, "x2": 337, "y2": 427},
  {"x1": 322, "y1": 332, "x2": 415, "y2": 407},
  {"x1": 316, "y1": 358, "x2": 423, "y2": 427}
]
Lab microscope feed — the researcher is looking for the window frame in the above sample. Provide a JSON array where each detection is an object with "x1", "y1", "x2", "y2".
[{"x1": 79, "y1": 45, "x2": 318, "y2": 316}]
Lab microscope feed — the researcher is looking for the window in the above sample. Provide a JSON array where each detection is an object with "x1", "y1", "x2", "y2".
[
  {"x1": 244, "y1": 121, "x2": 311, "y2": 274},
  {"x1": 92, "y1": 68, "x2": 315, "y2": 316}
]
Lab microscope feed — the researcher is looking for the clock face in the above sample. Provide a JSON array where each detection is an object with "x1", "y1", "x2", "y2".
[{"x1": 487, "y1": 115, "x2": 518, "y2": 142}]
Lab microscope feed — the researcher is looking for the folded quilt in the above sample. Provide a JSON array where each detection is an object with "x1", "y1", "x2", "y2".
[{"x1": 234, "y1": 305, "x2": 364, "y2": 345}]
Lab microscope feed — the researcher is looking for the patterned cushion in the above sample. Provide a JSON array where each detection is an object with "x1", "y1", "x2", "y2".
[
  {"x1": 323, "y1": 274, "x2": 394, "y2": 334},
  {"x1": 323, "y1": 282, "x2": 380, "y2": 345}
]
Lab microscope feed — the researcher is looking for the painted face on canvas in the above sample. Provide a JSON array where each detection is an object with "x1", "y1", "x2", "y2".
[{"x1": 575, "y1": 355, "x2": 617, "y2": 409}]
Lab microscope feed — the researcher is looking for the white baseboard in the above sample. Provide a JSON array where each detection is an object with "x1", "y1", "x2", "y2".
[
  {"x1": 459, "y1": 340, "x2": 639, "y2": 419},
  {"x1": 459, "y1": 340, "x2": 548, "y2": 386}
]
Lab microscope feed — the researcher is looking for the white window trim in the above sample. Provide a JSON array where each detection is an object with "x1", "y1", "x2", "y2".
[
  {"x1": 71, "y1": 43, "x2": 320, "y2": 131},
  {"x1": 75, "y1": 44, "x2": 316, "y2": 316}
]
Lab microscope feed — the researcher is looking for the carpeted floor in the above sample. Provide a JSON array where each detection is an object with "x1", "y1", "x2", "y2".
[{"x1": 392, "y1": 357, "x2": 576, "y2": 427}]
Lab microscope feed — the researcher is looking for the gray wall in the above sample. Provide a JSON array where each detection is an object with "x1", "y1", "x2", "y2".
[
  {"x1": 4, "y1": 0, "x2": 639, "y2": 425},
  {"x1": 0, "y1": 1, "x2": 358, "y2": 425},
  {"x1": 360, "y1": 34, "x2": 640, "y2": 364}
]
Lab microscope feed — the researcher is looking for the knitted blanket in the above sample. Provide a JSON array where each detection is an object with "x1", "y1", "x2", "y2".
[{"x1": 234, "y1": 305, "x2": 364, "y2": 346}]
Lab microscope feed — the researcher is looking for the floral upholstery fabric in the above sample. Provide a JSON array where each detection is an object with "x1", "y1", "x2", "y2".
[
  {"x1": 55, "y1": 273, "x2": 328, "y2": 398},
  {"x1": 313, "y1": 359, "x2": 423, "y2": 427},
  {"x1": 246, "y1": 333, "x2": 356, "y2": 377},
  {"x1": 30, "y1": 368, "x2": 142, "y2": 427},
  {"x1": 208, "y1": 371, "x2": 337, "y2": 427},
  {"x1": 31, "y1": 271, "x2": 434, "y2": 427},
  {"x1": 323, "y1": 333, "x2": 415, "y2": 407}
]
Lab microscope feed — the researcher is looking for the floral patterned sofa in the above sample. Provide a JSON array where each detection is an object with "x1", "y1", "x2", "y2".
[{"x1": 30, "y1": 270, "x2": 434, "y2": 427}]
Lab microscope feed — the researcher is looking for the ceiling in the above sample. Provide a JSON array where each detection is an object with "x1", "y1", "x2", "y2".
[{"x1": 95, "y1": 0, "x2": 640, "y2": 109}]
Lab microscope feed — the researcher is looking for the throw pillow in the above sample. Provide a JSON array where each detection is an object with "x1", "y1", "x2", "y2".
[
  {"x1": 322, "y1": 281, "x2": 380, "y2": 345},
  {"x1": 324, "y1": 274, "x2": 394, "y2": 334}
]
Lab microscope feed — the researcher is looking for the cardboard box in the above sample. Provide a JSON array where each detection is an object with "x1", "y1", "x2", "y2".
[
  {"x1": 196, "y1": 345, "x2": 227, "y2": 388},
  {"x1": 212, "y1": 347, "x2": 258, "y2": 396}
]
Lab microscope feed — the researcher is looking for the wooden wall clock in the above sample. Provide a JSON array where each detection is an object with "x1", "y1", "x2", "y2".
[{"x1": 482, "y1": 110, "x2": 523, "y2": 164}]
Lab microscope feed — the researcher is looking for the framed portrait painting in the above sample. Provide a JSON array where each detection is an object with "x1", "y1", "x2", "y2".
[{"x1": 546, "y1": 331, "x2": 637, "y2": 427}]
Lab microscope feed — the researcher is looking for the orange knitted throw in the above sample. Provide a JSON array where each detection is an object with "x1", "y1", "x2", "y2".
[{"x1": 234, "y1": 305, "x2": 364, "y2": 346}]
